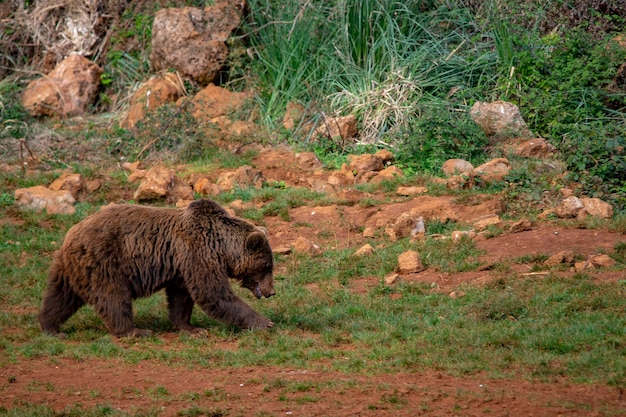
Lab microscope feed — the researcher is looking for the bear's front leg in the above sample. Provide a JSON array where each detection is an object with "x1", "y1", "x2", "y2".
[{"x1": 194, "y1": 292, "x2": 274, "y2": 330}]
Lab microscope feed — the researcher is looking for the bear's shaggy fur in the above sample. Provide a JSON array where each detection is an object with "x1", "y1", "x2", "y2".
[{"x1": 38, "y1": 199, "x2": 275, "y2": 337}]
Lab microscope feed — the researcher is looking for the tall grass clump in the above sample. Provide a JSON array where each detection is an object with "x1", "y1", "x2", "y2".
[
  {"x1": 243, "y1": 0, "x2": 498, "y2": 170},
  {"x1": 243, "y1": 0, "x2": 335, "y2": 128},
  {"x1": 329, "y1": 1, "x2": 490, "y2": 145}
]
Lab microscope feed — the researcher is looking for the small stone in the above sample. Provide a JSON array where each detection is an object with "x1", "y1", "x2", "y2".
[
  {"x1": 384, "y1": 272, "x2": 401, "y2": 285},
  {"x1": 397, "y1": 250, "x2": 424, "y2": 274},
  {"x1": 230, "y1": 199, "x2": 245, "y2": 212},
  {"x1": 292, "y1": 236, "x2": 322, "y2": 256},
  {"x1": 588, "y1": 254, "x2": 616, "y2": 268},
  {"x1": 545, "y1": 250, "x2": 575, "y2": 267},
  {"x1": 396, "y1": 186, "x2": 428, "y2": 196},
  {"x1": 353, "y1": 244, "x2": 374, "y2": 257},
  {"x1": 273, "y1": 246, "x2": 292, "y2": 256},
  {"x1": 362, "y1": 227, "x2": 377, "y2": 238},
  {"x1": 472, "y1": 214, "x2": 502, "y2": 231},
  {"x1": 451, "y1": 230, "x2": 476, "y2": 242},
  {"x1": 555, "y1": 196, "x2": 584, "y2": 218},
  {"x1": 509, "y1": 219, "x2": 532, "y2": 233}
]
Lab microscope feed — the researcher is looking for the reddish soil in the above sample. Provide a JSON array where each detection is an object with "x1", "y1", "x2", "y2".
[{"x1": 2, "y1": 357, "x2": 625, "y2": 416}]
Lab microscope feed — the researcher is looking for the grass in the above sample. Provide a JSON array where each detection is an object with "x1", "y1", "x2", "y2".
[{"x1": 1, "y1": 197, "x2": 624, "y2": 385}]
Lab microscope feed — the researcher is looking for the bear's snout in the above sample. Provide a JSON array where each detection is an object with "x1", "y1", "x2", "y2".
[{"x1": 256, "y1": 280, "x2": 275, "y2": 298}]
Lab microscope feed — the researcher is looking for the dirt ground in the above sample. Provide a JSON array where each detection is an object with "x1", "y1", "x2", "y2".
[
  {"x1": 2, "y1": 356, "x2": 625, "y2": 417},
  {"x1": 2, "y1": 148, "x2": 626, "y2": 416}
]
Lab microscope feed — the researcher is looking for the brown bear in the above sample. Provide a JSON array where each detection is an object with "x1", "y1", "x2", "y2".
[{"x1": 38, "y1": 198, "x2": 275, "y2": 337}]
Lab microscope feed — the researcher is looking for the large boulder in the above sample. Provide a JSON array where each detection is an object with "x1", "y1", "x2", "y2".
[
  {"x1": 14, "y1": 186, "x2": 76, "y2": 215},
  {"x1": 187, "y1": 83, "x2": 251, "y2": 123},
  {"x1": 133, "y1": 165, "x2": 175, "y2": 201},
  {"x1": 21, "y1": 54, "x2": 102, "y2": 117},
  {"x1": 150, "y1": 3, "x2": 243, "y2": 85},
  {"x1": 123, "y1": 72, "x2": 185, "y2": 129},
  {"x1": 316, "y1": 115, "x2": 358, "y2": 140},
  {"x1": 470, "y1": 100, "x2": 532, "y2": 139},
  {"x1": 442, "y1": 158, "x2": 474, "y2": 177},
  {"x1": 473, "y1": 158, "x2": 511, "y2": 183}
]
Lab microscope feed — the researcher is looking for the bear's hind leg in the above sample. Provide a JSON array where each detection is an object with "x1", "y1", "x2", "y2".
[
  {"x1": 166, "y1": 283, "x2": 201, "y2": 333},
  {"x1": 39, "y1": 277, "x2": 85, "y2": 338},
  {"x1": 93, "y1": 292, "x2": 151, "y2": 338}
]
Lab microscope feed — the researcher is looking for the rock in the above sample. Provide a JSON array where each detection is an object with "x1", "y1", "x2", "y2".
[
  {"x1": 509, "y1": 219, "x2": 532, "y2": 233},
  {"x1": 347, "y1": 154, "x2": 384, "y2": 175},
  {"x1": 21, "y1": 54, "x2": 102, "y2": 117},
  {"x1": 169, "y1": 176, "x2": 195, "y2": 202},
  {"x1": 273, "y1": 246, "x2": 292, "y2": 256},
  {"x1": 580, "y1": 197, "x2": 613, "y2": 219},
  {"x1": 397, "y1": 250, "x2": 424, "y2": 274},
  {"x1": 537, "y1": 208, "x2": 556, "y2": 220},
  {"x1": 362, "y1": 227, "x2": 377, "y2": 238},
  {"x1": 327, "y1": 164, "x2": 355, "y2": 187},
  {"x1": 451, "y1": 230, "x2": 476, "y2": 242},
  {"x1": 229, "y1": 199, "x2": 245, "y2": 212},
  {"x1": 555, "y1": 196, "x2": 584, "y2": 218},
  {"x1": 193, "y1": 177, "x2": 221, "y2": 196},
  {"x1": 84, "y1": 179, "x2": 102, "y2": 194},
  {"x1": 544, "y1": 250, "x2": 575, "y2": 267},
  {"x1": 209, "y1": 116, "x2": 256, "y2": 138},
  {"x1": 295, "y1": 152, "x2": 323, "y2": 171},
  {"x1": 283, "y1": 101, "x2": 306, "y2": 130},
  {"x1": 375, "y1": 149, "x2": 394, "y2": 165},
  {"x1": 292, "y1": 236, "x2": 322, "y2": 256},
  {"x1": 14, "y1": 186, "x2": 75, "y2": 215},
  {"x1": 445, "y1": 175, "x2": 470, "y2": 190},
  {"x1": 122, "y1": 161, "x2": 145, "y2": 172},
  {"x1": 316, "y1": 115, "x2": 358, "y2": 140},
  {"x1": 574, "y1": 260, "x2": 593, "y2": 272},
  {"x1": 127, "y1": 169, "x2": 148, "y2": 183},
  {"x1": 393, "y1": 213, "x2": 425, "y2": 239},
  {"x1": 474, "y1": 158, "x2": 511, "y2": 183},
  {"x1": 469, "y1": 100, "x2": 532, "y2": 138},
  {"x1": 442, "y1": 159, "x2": 474, "y2": 177},
  {"x1": 514, "y1": 138, "x2": 555, "y2": 158},
  {"x1": 150, "y1": 3, "x2": 241, "y2": 84},
  {"x1": 396, "y1": 186, "x2": 428, "y2": 196},
  {"x1": 472, "y1": 214, "x2": 502, "y2": 231},
  {"x1": 384, "y1": 272, "x2": 401, "y2": 285},
  {"x1": 133, "y1": 165, "x2": 174, "y2": 201},
  {"x1": 385, "y1": 226, "x2": 398, "y2": 241},
  {"x1": 188, "y1": 83, "x2": 250, "y2": 123},
  {"x1": 122, "y1": 72, "x2": 185, "y2": 129},
  {"x1": 307, "y1": 178, "x2": 337, "y2": 195},
  {"x1": 49, "y1": 172, "x2": 83, "y2": 199},
  {"x1": 353, "y1": 244, "x2": 374, "y2": 257},
  {"x1": 370, "y1": 166, "x2": 404, "y2": 184},
  {"x1": 588, "y1": 254, "x2": 616, "y2": 268},
  {"x1": 217, "y1": 165, "x2": 265, "y2": 191}
]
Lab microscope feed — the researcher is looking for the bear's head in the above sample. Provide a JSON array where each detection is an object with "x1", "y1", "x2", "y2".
[{"x1": 236, "y1": 228, "x2": 275, "y2": 299}]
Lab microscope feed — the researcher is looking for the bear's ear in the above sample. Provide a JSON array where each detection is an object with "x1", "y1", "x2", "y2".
[{"x1": 245, "y1": 231, "x2": 268, "y2": 252}]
